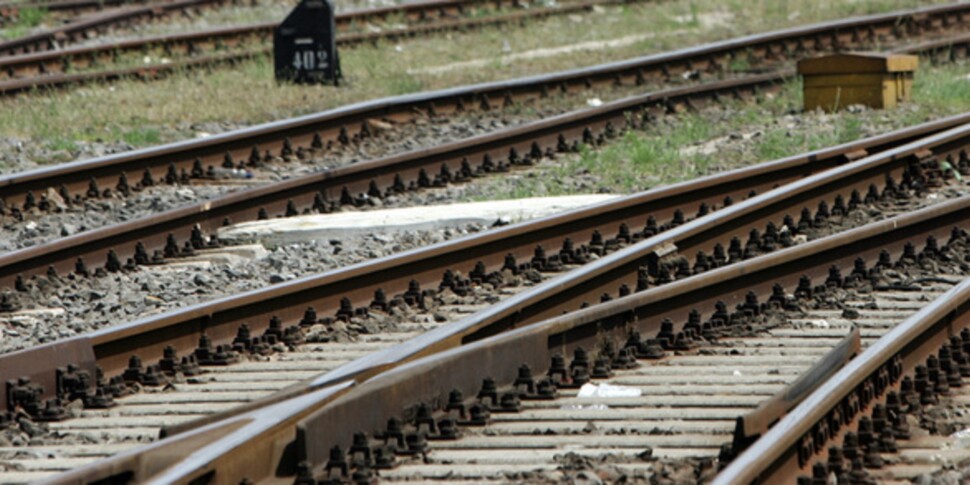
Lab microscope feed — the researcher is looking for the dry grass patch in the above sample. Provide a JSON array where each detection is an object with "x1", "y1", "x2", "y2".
[{"x1": 0, "y1": 0, "x2": 956, "y2": 159}]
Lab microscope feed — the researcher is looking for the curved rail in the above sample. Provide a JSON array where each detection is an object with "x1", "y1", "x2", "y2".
[
  {"x1": 716, "y1": 278, "x2": 970, "y2": 484},
  {"x1": 0, "y1": 2, "x2": 967, "y2": 210},
  {"x1": 0, "y1": 72, "x2": 791, "y2": 289},
  {"x1": 51, "y1": 170, "x2": 970, "y2": 483},
  {"x1": 1, "y1": 112, "x2": 963, "y2": 437}
]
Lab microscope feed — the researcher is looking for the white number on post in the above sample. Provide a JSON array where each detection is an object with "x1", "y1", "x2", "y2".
[{"x1": 293, "y1": 50, "x2": 329, "y2": 71}]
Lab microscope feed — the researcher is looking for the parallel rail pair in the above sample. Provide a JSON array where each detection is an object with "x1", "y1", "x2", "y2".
[
  {"x1": 0, "y1": 70, "x2": 965, "y2": 417},
  {"x1": 0, "y1": 0, "x2": 636, "y2": 96},
  {"x1": 44, "y1": 119, "x2": 970, "y2": 483},
  {"x1": 0, "y1": 0, "x2": 522, "y2": 56},
  {"x1": 0, "y1": 0, "x2": 174, "y2": 25},
  {"x1": 0, "y1": 4, "x2": 967, "y2": 294},
  {"x1": 0, "y1": 0, "x2": 965, "y2": 430},
  {"x1": 3, "y1": 4, "x2": 970, "y2": 482},
  {"x1": 2, "y1": 2, "x2": 969, "y2": 210}
]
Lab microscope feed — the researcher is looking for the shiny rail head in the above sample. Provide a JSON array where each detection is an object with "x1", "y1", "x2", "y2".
[
  {"x1": 715, "y1": 278, "x2": 970, "y2": 484},
  {"x1": 2, "y1": 0, "x2": 970, "y2": 205},
  {"x1": 78, "y1": 190, "x2": 970, "y2": 483}
]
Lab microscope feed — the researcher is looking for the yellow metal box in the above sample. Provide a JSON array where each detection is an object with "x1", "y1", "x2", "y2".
[{"x1": 797, "y1": 52, "x2": 918, "y2": 112}]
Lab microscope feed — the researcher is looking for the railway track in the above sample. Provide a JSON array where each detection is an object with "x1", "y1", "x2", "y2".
[
  {"x1": 1, "y1": 5, "x2": 969, "y2": 482},
  {"x1": 0, "y1": 0, "x2": 537, "y2": 56},
  {"x1": 0, "y1": 0, "x2": 634, "y2": 96},
  {"x1": 0, "y1": 0, "x2": 254, "y2": 56},
  {"x1": 42, "y1": 145, "x2": 970, "y2": 483},
  {"x1": 0, "y1": 72, "x2": 790, "y2": 289},
  {"x1": 0, "y1": 0, "x2": 192, "y2": 26},
  {"x1": 0, "y1": 2, "x2": 968, "y2": 216},
  {"x1": 4, "y1": 112, "x2": 970, "y2": 482},
  {"x1": 1, "y1": 27, "x2": 969, "y2": 297},
  {"x1": 327, "y1": 220, "x2": 970, "y2": 484},
  {"x1": 718, "y1": 271, "x2": 970, "y2": 483}
]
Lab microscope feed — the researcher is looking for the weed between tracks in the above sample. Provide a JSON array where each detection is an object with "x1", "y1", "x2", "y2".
[
  {"x1": 0, "y1": 7, "x2": 47, "y2": 41},
  {"x1": 0, "y1": 0, "x2": 956, "y2": 167},
  {"x1": 460, "y1": 61, "x2": 970, "y2": 199}
]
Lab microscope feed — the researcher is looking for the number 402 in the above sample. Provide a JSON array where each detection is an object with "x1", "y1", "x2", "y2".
[{"x1": 293, "y1": 50, "x2": 329, "y2": 70}]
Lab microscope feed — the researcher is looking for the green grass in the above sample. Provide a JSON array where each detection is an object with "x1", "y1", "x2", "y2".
[
  {"x1": 462, "y1": 60, "x2": 970, "y2": 200},
  {"x1": 386, "y1": 74, "x2": 425, "y2": 95},
  {"x1": 728, "y1": 55, "x2": 752, "y2": 72},
  {"x1": 752, "y1": 62, "x2": 970, "y2": 161},
  {"x1": 120, "y1": 127, "x2": 162, "y2": 146},
  {"x1": 465, "y1": 113, "x2": 719, "y2": 199},
  {"x1": 0, "y1": 0, "x2": 959, "y2": 154},
  {"x1": 0, "y1": 6, "x2": 47, "y2": 40},
  {"x1": 580, "y1": 121, "x2": 714, "y2": 186},
  {"x1": 47, "y1": 138, "x2": 78, "y2": 151}
]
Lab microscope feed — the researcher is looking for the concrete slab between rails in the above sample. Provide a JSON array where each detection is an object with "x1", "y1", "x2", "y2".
[{"x1": 217, "y1": 195, "x2": 620, "y2": 245}]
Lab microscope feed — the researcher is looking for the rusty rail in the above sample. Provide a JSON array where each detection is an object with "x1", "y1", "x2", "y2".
[
  {"x1": 0, "y1": 73, "x2": 799, "y2": 291},
  {"x1": 0, "y1": 0, "x2": 248, "y2": 56},
  {"x1": 0, "y1": 0, "x2": 626, "y2": 94},
  {"x1": 0, "y1": 2, "x2": 968, "y2": 211},
  {"x1": 1, "y1": 110, "x2": 963, "y2": 441},
  {"x1": 0, "y1": 21, "x2": 278, "y2": 80},
  {"x1": 0, "y1": 73, "x2": 794, "y2": 291},
  {"x1": 164, "y1": 117, "x2": 970, "y2": 436},
  {"x1": 51, "y1": 184, "x2": 970, "y2": 484},
  {"x1": 729, "y1": 328, "x2": 861, "y2": 459},
  {"x1": 715, "y1": 279, "x2": 970, "y2": 484},
  {"x1": 0, "y1": 0, "x2": 528, "y2": 56},
  {"x1": 0, "y1": 0, "x2": 158, "y2": 25},
  {"x1": 288, "y1": 195, "x2": 970, "y2": 485},
  {"x1": 897, "y1": 31, "x2": 970, "y2": 59}
]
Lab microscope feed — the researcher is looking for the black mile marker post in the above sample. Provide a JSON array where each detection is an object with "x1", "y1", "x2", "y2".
[{"x1": 274, "y1": 0, "x2": 342, "y2": 85}]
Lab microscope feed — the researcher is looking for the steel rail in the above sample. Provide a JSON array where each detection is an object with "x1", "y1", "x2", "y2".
[
  {"x1": 52, "y1": 188, "x2": 970, "y2": 484},
  {"x1": 0, "y1": 109, "x2": 962, "y2": 437},
  {"x1": 0, "y1": 2, "x2": 967, "y2": 210},
  {"x1": 729, "y1": 328, "x2": 861, "y2": 458},
  {"x1": 45, "y1": 381, "x2": 357, "y2": 485},
  {"x1": 0, "y1": 48, "x2": 264, "y2": 93},
  {"x1": 0, "y1": 0, "x2": 623, "y2": 94},
  {"x1": 0, "y1": 0, "x2": 532, "y2": 56},
  {"x1": 897, "y1": 31, "x2": 970, "y2": 58},
  {"x1": 1, "y1": 0, "x2": 133, "y2": 19},
  {"x1": 287, "y1": 194, "x2": 970, "y2": 484},
  {"x1": 0, "y1": 0, "x2": 520, "y2": 56},
  {"x1": 715, "y1": 278, "x2": 970, "y2": 484},
  {"x1": 1, "y1": 73, "x2": 793, "y2": 279},
  {"x1": 171, "y1": 118, "x2": 970, "y2": 434},
  {"x1": 0, "y1": 0, "x2": 162, "y2": 25},
  {"x1": 0, "y1": 76, "x2": 777, "y2": 416},
  {"x1": 63, "y1": 333, "x2": 863, "y2": 484},
  {"x1": 0, "y1": 0, "x2": 248, "y2": 56},
  {"x1": 0, "y1": 22, "x2": 279, "y2": 80},
  {"x1": 0, "y1": 73, "x2": 793, "y2": 291},
  {"x1": 0, "y1": 0, "x2": 616, "y2": 80}
]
